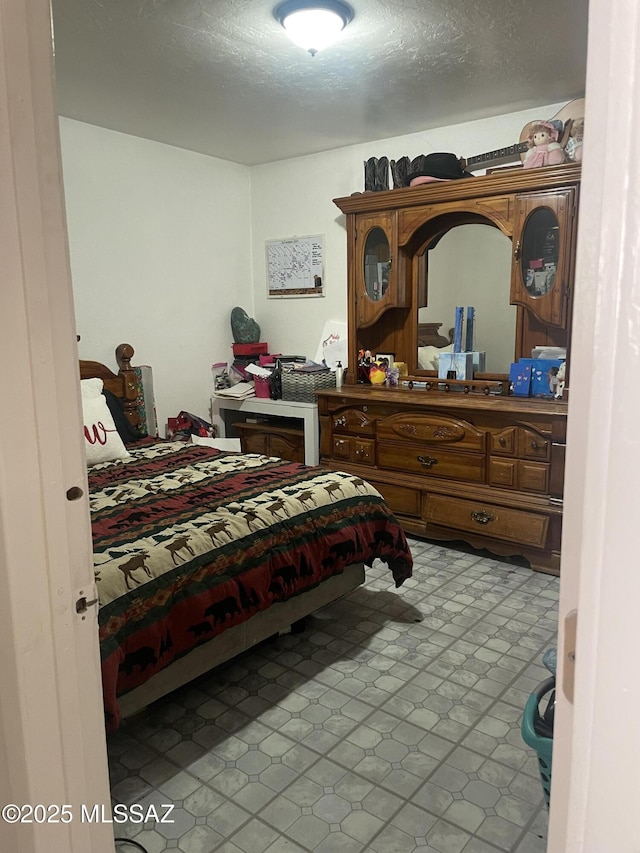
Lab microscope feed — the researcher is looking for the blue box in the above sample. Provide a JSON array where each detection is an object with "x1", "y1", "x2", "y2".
[
  {"x1": 519, "y1": 358, "x2": 565, "y2": 397},
  {"x1": 510, "y1": 362, "x2": 532, "y2": 396}
]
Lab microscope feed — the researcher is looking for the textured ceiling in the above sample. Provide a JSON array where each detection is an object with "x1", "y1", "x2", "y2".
[{"x1": 50, "y1": 0, "x2": 589, "y2": 166}]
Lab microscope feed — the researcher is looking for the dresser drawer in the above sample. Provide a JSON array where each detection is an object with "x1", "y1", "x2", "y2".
[
  {"x1": 519, "y1": 428, "x2": 551, "y2": 460},
  {"x1": 489, "y1": 427, "x2": 517, "y2": 456},
  {"x1": 378, "y1": 441, "x2": 485, "y2": 483},
  {"x1": 518, "y1": 461, "x2": 549, "y2": 493},
  {"x1": 375, "y1": 482, "x2": 421, "y2": 517},
  {"x1": 489, "y1": 459, "x2": 550, "y2": 494},
  {"x1": 332, "y1": 407, "x2": 376, "y2": 435},
  {"x1": 378, "y1": 413, "x2": 485, "y2": 452},
  {"x1": 332, "y1": 436, "x2": 375, "y2": 465},
  {"x1": 424, "y1": 494, "x2": 549, "y2": 548},
  {"x1": 488, "y1": 458, "x2": 517, "y2": 488},
  {"x1": 332, "y1": 436, "x2": 351, "y2": 461}
]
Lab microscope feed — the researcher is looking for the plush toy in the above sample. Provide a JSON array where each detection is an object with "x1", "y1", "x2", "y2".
[
  {"x1": 565, "y1": 118, "x2": 584, "y2": 163},
  {"x1": 554, "y1": 362, "x2": 566, "y2": 399},
  {"x1": 369, "y1": 364, "x2": 387, "y2": 385},
  {"x1": 523, "y1": 121, "x2": 567, "y2": 169}
]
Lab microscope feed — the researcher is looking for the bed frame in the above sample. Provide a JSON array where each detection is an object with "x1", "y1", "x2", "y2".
[
  {"x1": 417, "y1": 322, "x2": 453, "y2": 347},
  {"x1": 80, "y1": 345, "x2": 366, "y2": 719},
  {"x1": 80, "y1": 343, "x2": 141, "y2": 431}
]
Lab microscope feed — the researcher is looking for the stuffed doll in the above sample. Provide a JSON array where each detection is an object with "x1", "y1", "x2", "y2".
[
  {"x1": 523, "y1": 121, "x2": 567, "y2": 169},
  {"x1": 565, "y1": 118, "x2": 584, "y2": 163}
]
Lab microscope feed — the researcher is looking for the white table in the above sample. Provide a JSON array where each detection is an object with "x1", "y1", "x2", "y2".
[{"x1": 210, "y1": 396, "x2": 320, "y2": 466}]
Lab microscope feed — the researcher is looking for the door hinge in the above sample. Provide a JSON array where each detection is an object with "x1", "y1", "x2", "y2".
[{"x1": 562, "y1": 609, "x2": 577, "y2": 703}]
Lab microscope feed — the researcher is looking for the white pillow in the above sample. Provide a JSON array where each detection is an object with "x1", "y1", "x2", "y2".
[
  {"x1": 81, "y1": 378, "x2": 131, "y2": 466},
  {"x1": 418, "y1": 344, "x2": 454, "y2": 371}
]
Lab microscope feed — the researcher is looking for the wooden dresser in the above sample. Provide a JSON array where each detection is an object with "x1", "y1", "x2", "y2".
[
  {"x1": 317, "y1": 387, "x2": 565, "y2": 574},
  {"x1": 317, "y1": 163, "x2": 580, "y2": 576}
]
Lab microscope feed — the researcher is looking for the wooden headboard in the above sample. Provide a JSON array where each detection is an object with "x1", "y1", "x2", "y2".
[
  {"x1": 79, "y1": 343, "x2": 141, "y2": 430},
  {"x1": 417, "y1": 323, "x2": 453, "y2": 348}
]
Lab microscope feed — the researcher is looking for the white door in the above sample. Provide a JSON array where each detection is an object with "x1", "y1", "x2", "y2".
[
  {"x1": 547, "y1": 0, "x2": 640, "y2": 849},
  {"x1": 0, "y1": 1, "x2": 113, "y2": 850}
]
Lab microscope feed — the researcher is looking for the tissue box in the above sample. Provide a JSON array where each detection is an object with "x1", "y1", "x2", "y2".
[
  {"x1": 509, "y1": 362, "x2": 532, "y2": 396},
  {"x1": 438, "y1": 352, "x2": 474, "y2": 381}
]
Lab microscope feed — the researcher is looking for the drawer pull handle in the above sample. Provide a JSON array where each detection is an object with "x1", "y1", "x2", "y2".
[
  {"x1": 499, "y1": 437, "x2": 507, "y2": 447},
  {"x1": 417, "y1": 455, "x2": 438, "y2": 468},
  {"x1": 471, "y1": 510, "x2": 494, "y2": 525},
  {"x1": 531, "y1": 440, "x2": 540, "y2": 450},
  {"x1": 334, "y1": 416, "x2": 347, "y2": 427}
]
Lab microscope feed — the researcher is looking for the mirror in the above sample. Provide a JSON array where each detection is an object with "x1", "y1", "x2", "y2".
[
  {"x1": 364, "y1": 227, "x2": 390, "y2": 301},
  {"x1": 417, "y1": 223, "x2": 517, "y2": 374}
]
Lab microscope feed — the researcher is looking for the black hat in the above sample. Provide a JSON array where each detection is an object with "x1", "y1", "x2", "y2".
[{"x1": 405, "y1": 152, "x2": 473, "y2": 186}]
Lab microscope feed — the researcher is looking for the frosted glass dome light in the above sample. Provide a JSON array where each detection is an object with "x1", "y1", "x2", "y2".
[{"x1": 275, "y1": 1, "x2": 353, "y2": 56}]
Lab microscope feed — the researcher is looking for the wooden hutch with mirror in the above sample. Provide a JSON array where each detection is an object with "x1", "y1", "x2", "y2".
[{"x1": 317, "y1": 163, "x2": 581, "y2": 575}]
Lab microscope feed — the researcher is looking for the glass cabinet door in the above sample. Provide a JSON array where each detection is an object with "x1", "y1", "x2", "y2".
[
  {"x1": 363, "y1": 227, "x2": 391, "y2": 302},
  {"x1": 511, "y1": 189, "x2": 576, "y2": 327},
  {"x1": 355, "y1": 211, "x2": 403, "y2": 327}
]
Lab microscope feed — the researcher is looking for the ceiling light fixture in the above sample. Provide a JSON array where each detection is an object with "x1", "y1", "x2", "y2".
[{"x1": 274, "y1": 0, "x2": 353, "y2": 56}]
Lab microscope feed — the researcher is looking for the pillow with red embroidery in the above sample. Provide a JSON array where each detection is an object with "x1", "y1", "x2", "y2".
[{"x1": 81, "y1": 378, "x2": 131, "y2": 466}]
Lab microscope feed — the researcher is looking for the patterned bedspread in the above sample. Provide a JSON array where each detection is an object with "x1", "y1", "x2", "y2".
[{"x1": 89, "y1": 441, "x2": 413, "y2": 730}]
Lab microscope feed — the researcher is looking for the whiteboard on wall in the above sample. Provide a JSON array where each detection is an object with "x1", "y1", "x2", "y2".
[{"x1": 266, "y1": 234, "x2": 324, "y2": 298}]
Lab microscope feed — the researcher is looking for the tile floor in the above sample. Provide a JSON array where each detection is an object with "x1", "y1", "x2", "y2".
[{"x1": 109, "y1": 536, "x2": 558, "y2": 853}]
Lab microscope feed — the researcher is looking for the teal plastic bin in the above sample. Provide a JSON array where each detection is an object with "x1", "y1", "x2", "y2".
[{"x1": 521, "y1": 675, "x2": 555, "y2": 808}]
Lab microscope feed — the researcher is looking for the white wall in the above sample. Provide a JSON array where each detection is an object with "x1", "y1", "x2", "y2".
[
  {"x1": 60, "y1": 104, "x2": 569, "y2": 428},
  {"x1": 250, "y1": 103, "x2": 568, "y2": 363},
  {"x1": 59, "y1": 118, "x2": 253, "y2": 430}
]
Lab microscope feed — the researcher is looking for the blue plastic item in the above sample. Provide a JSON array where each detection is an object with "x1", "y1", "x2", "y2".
[{"x1": 521, "y1": 675, "x2": 555, "y2": 808}]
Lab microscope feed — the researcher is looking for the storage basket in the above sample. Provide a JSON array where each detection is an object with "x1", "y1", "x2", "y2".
[
  {"x1": 281, "y1": 369, "x2": 336, "y2": 403},
  {"x1": 521, "y1": 675, "x2": 555, "y2": 808}
]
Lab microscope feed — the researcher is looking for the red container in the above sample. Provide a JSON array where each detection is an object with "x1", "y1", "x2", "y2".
[
  {"x1": 232, "y1": 342, "x2": 269, "y2": 356},
  {"x1": 254, "y1": 376, "x2": 272, "y2": 398}
]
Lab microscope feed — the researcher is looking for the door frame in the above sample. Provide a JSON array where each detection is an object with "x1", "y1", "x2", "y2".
[
  {"x1": 547, "y1": 0, "x2": 640, "y2": 849},
  {"x1": 3, "y1": 0, "x2": 639, "y2": 849},
  {"x1": 0, "y1": 1, "x2": 113, "y2": 850}
]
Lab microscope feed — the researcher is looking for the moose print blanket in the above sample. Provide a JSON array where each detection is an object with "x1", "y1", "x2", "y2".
[{"x1": 89, "y1": 441, "x2": 413, "y2": 730}]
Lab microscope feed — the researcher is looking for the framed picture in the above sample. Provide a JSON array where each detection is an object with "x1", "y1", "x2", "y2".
[{"x1": 375, "y1": 353, "x2": 395, "y2": 369}]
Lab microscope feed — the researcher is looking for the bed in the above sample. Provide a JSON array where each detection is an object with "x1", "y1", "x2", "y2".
[
  {"x1": 417, "y1": 322, "x2": 455, "y2": 371},
  {"x1": 80, "y1": 345, "x2": 413, "y2": 731}
]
